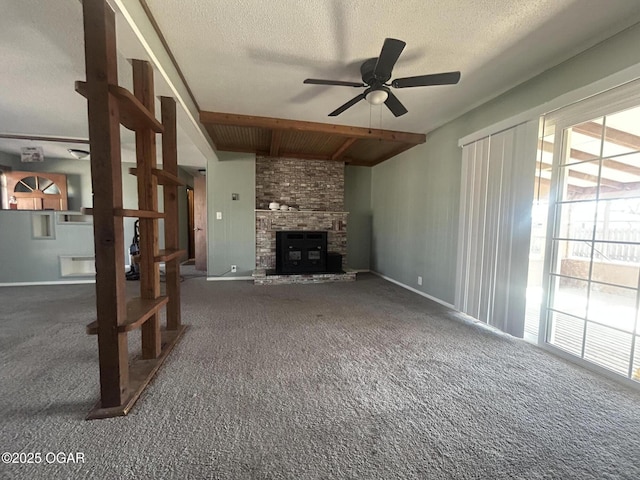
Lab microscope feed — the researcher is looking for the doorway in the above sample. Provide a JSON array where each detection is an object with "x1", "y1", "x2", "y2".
[
  {"x1": 193, "y1": 174, "x2": 207, "y2": 271},
  {"x1": 531, "y1": 82, "x2": 640, "y2": 383}
]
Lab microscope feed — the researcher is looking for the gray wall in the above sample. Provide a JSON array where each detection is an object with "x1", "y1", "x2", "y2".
[
  {"x1": 207, "y1": 151, "x2": 256, "y2": 277},
  {"x1": 0, "y1": 155, "x2": 193, "y2": 282},
  {"x1": 207, "y1": 156, "x2": 372, "y2": 275},
  {"x1": 344, "y1": 166, "x2": 372, "y2": 270},
  {"x1": 0, "y1": 151, "x2": 17, "y2": 169},
  {"x1": 0, "y1": 210, "x2": 94, "y2": 283},
  {"x1": 371, "y1": 22, "x2": 640, "y2": 305}
]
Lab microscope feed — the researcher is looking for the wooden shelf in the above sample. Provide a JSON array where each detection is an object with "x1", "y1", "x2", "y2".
[
  {"x1": 129, "y1": 168, "x2": 185, "y2": 186},
  {"x1": 81, "y1": 207, "x2": 164, "y2": 219},
  {"x1": 75, "y1": 81, "x2": 164, "y2": 133},
  {"x1": 86, "y1": 296, "x2": 169, "y2": 335},
  {"x1": 154, "y1": 249, "x2": 186, "y2": 262},
  {"x1": 120, "y1": 296, "x2": 169, "y2": 332},
  {"x1": 86, "y1": 325, "x2": 188, "y2": 419},
  {"x1": 116, "y1": 208, "x2": 164, "y2": 219}
]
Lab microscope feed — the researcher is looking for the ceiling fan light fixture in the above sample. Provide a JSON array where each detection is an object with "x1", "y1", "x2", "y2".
[
  {"x1": 366, "y1": 89, "x2": 389, "y2": 105},
  {"x1": 304, "y1": 38, "x2": 460, "y2": 117},
  {"x1": 68, "y1": 148, "x2": 90, "y2": 159}
]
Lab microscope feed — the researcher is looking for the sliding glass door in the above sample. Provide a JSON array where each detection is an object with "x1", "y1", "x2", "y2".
[{"x1": 544, "y1": 102, "x2": 640, "y2": 382}]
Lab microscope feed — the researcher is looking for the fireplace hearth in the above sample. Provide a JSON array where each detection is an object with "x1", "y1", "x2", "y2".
[{"x1": 276, "y1": 230, "x2": 327, "y2": 274}]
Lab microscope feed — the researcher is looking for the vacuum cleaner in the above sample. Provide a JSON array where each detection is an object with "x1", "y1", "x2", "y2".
[{"x1": 125, "y1": 220, "x2": 140, "y2": 281}]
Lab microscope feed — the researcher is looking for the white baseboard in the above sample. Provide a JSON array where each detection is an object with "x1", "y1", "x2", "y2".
[
  {"x1": 370, "y1": 271, "x2": 517, "y2": 338},
  {"x1": 0, "y1": 279, "x2": 96, "y2": 287},
  {"x1": 206, "y1": 276, "x2": 254, "y2": 281},
  {"x1": 370, "y1": 271, "x2": 456, "y2": 310}
]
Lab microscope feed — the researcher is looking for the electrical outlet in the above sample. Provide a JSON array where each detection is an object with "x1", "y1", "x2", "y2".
[
  {"x1": 231, "y1": 265, "x2": 237, "y2": 273},
  {"x1": 417, "y1": 276, "x2": 423, "y2": 286}
]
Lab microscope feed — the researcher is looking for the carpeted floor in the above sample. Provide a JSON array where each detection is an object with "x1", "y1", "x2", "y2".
[{"x1": 0, "y1": 273, "x2": 639, "y2": 479}]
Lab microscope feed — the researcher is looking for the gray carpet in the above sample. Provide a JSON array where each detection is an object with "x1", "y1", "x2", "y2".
[{"x1": 0, "y1": 273, "x2": 639, "y2": 479}]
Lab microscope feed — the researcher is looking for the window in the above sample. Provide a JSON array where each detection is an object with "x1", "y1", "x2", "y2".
[
  {"x1": 546, "y1": 107, "x2": 640, "y2": 379},
  {"x1": 2, "y1": 171, "x2": 68, "y2": 210},
  {"x1": 536, "y1": 78, "x2": 640, "y2": 383}
]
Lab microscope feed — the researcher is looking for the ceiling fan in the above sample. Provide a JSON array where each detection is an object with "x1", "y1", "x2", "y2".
[{"x1": 303, "y1": 38, "x2": 461, "y2": 117}]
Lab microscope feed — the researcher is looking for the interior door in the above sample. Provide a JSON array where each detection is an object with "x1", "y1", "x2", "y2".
[
  {"x1": 194, "y1": 174, "x2": 207, "y2": 271},
  {"x1": 186, "y1": 187, "x2": 195, "y2": 259}
]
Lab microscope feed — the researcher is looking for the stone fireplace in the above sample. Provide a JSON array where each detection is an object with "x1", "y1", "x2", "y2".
[{"x1": 254, "y1": 156, "x2": 354, "y2": 283}]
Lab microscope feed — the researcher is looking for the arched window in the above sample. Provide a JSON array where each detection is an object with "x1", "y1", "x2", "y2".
[{"x1": 3, "y1": 171, "x2": 68, "y2": 210}]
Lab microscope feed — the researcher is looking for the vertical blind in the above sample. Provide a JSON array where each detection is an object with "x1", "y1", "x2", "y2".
[{"x1": 455, "y1": 120, "x2": 539, "y2": 337}]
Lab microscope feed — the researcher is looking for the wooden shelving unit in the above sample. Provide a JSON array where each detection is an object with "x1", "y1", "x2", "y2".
[
  {"x1": 85, "y1": 296, "x2": 169, "y2": 335},
  {"x1": 78, "y1": 0, "x2": 187, "y2": 420}
]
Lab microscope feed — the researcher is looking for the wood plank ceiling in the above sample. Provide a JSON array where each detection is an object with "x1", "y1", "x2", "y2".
[{"x1": 199, "y1": 111, "x2": 426, "y2": 167}]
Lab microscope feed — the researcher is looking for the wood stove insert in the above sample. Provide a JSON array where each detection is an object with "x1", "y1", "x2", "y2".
[{"x1": 276, "y1": 230, "x2": 327, "y2": 274}]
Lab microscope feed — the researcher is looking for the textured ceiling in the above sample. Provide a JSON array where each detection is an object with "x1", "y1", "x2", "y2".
[
  {"x1": 144, "y1": 0, "x2": 640, "y2": 133},
  {"x1": 0, "y1": 0, "x2": 208, "y2": 168},
  {"x1": 1, "y1": 0, "x2": 640, "y2": 165}
]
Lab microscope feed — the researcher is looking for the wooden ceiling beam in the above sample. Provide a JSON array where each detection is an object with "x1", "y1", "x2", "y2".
[
  {"x1": 370, "y1": 143, "x2": 417, "y2": 166},
  {"x1": 541, "y1": 140, "x2": 597, "y2": 162},
  {"x1": 269, "y1": 130, "x2": 282, "y2": 157},
  {"x1": 345, "y1": 159, "x2": 375, "y2": 167},
  {"x1": 542, "y1": 140, "x2": 640, "y2": 176},
  {"x1": 576, "y1": 182, "x2": 640, "y2": 198},
  {"x1": 536, "y1": 160, "x2": 625, "y2": 189},
  {"x1": 278, "y1": 151, "x2": 332, "y2": 161},
  {"x1": 215, "y1": 145, "x2": 268, "y2": 156},
  {"x1": 573, "y1": 121, "x2": 640, "y2": 150},
  {"x1": 331, "y1": 138, "x2": 357, "y2": 161},
  {"x1": 200, "y1": 111, "x2": 426, "y2": 144},
  {"x1": 215, "y1": 144, "x2": 338, "y2": 163},
  {"x1": 203, "y1": 126, "x2": 221, "y2": 149}
]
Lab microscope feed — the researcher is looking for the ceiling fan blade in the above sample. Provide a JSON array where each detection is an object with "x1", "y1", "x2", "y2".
[
  {"x1": 304, "y1": 78, "x2": 365, "y2": 87},
  {"x1": 384, "y1": 91, "x2": 408, "y2": 117},
  {"x1": 373, "y1": 38, "x2": 406, "y2": 79},
  {"x1": 328, "y1": 93, "x2": 367, "y2": 116},
  {"x1": 392, "y1": 71, "x2": 461, "y2": 88}
]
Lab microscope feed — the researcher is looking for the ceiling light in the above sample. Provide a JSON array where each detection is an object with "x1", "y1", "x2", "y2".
[
  {"x1": 68, "y1": 148, "x2": 90, "y2": 159},
  {"x1": 365, "y1": 89, "x2": 389, "y2": 105}
]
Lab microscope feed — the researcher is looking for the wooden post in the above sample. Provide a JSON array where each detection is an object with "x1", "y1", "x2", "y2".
[
  {"x1": 80, "y1": 0, "x2": 188, "y2": 419},
  {"x1": 82, "y1": 0, "x2": 129, "y2": 407},
  {"x1": 161, "y1": 96, "x2": 182, "y2": 330},
  {"x1": 132, "y1": 59, "x2": 161, "y2": 359}
]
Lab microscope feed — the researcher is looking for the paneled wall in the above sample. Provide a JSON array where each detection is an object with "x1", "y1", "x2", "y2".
[{"x1": 371, "y1": 21, "x2": 640, "y2": 306}]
